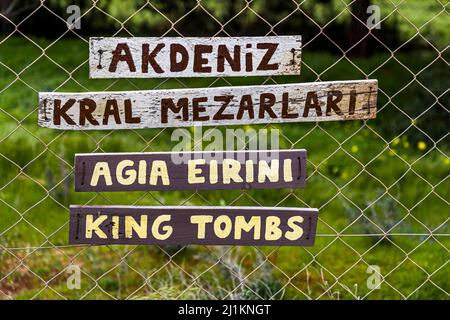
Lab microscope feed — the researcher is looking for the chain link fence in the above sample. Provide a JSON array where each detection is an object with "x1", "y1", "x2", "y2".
[{"x1": 0, "y1": 0, "x2": 448, "y2": 299}]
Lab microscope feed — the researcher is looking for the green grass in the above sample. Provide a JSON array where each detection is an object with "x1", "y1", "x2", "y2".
[{"x1": 0, "y1": 37, "x2": 448, "y2": 299}]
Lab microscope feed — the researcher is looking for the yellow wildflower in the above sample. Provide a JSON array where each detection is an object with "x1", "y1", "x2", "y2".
[{"x1": 417, "y1": 141, "x2": 427, "y2": 151}]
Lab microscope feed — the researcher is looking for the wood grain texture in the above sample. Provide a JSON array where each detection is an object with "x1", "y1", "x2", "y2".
[
  {"x1": 74, "y1": 149, "x2": 307, "y2": 192},
  {"x1": 38, "y1": 80, "x2": 377, "y2": 130},
  {"x1": 89, "y1": 36, "x2": 302, "y2": 78},
  {"x1": 69, "y1": 205, "x2": 319, "y2": 246}
]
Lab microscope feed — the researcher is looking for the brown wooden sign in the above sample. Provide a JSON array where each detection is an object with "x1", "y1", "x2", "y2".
[
  {"x1": 74, "y1": 150, "x2": 306, "y2": 192},
  {"x1": 69, "y1": 205, "x2": 319, "y2": 246},
  {"x1": 89, "y1": 36, "x2": 302, "y2": 78},
  {"x1": 38, "y1": 80, "x2": 377, "y2": 130}
]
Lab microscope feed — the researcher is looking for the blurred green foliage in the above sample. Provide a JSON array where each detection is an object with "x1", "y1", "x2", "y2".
[
  {"x1": 0, "y1": 0, "x2": 448, "y2": 300},
  {"x1": 5, "y1": 0, "x2": 447, "y2": 50},
  {"x1": 0, "y1": 36, "x2": 448, "y2": 299}
]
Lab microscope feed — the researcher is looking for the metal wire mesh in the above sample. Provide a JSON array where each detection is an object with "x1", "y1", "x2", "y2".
[{"x1": 0, "y1": 0, "x2": 448, "y2": 300}]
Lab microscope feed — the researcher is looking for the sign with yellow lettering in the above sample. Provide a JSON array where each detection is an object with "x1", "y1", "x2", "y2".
[
  {"x1": 74, "y1": 150, "x2": 306, "y2": 192},
  {"x1": 69, "y1": 205, "x2": 319, "y2": 246}
]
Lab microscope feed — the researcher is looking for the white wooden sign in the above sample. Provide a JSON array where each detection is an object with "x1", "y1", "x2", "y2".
[
  {"x1": 38, "y1": 80, "x2": 377, "y2": 130},
  {"x1": 89, "y1": 36, "x2": 302, "y2": 78}
]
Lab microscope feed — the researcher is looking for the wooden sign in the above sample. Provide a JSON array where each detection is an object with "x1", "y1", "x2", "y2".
[
  {"x1": 89, "y1": 36, "x2": 302, "y2": 78},
  {"x1": 74, "y1": 150, "x2": 306, "y2": 192},
  {"x1": 38, "y1": 80, "x2": 377, "y2": 130},
  {"x1": 69, "y1": 205, "x2": 319, "y2": 246}
]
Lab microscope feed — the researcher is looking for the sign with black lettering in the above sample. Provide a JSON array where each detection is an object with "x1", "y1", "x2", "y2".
[
  {"x1": 89, "y1": 36, "x2": 302, "y2": 78},
  {"x1": 74, "y1": 150, "x2": 306, "y2": 192},
  {"x1": 69, "y1": 205, "x2": 319, "y2": 246},
  {"x1": 38, "y1": 80, "x2": 377, "y2": 130}
]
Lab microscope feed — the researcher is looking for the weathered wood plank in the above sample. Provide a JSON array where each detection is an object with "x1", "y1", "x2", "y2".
[
  {"x1": 74, "y1": 149, "x2": 307, "y2": 192},
  {"x1": 89, "y1": 36, "x2": 302, "y2": 78},
  {"x1": 69, "y1": 205, "x2": 319, "y2": 246},
  {"x1": 38, "y1": 80, "x2": 377, "y2": 130}
]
